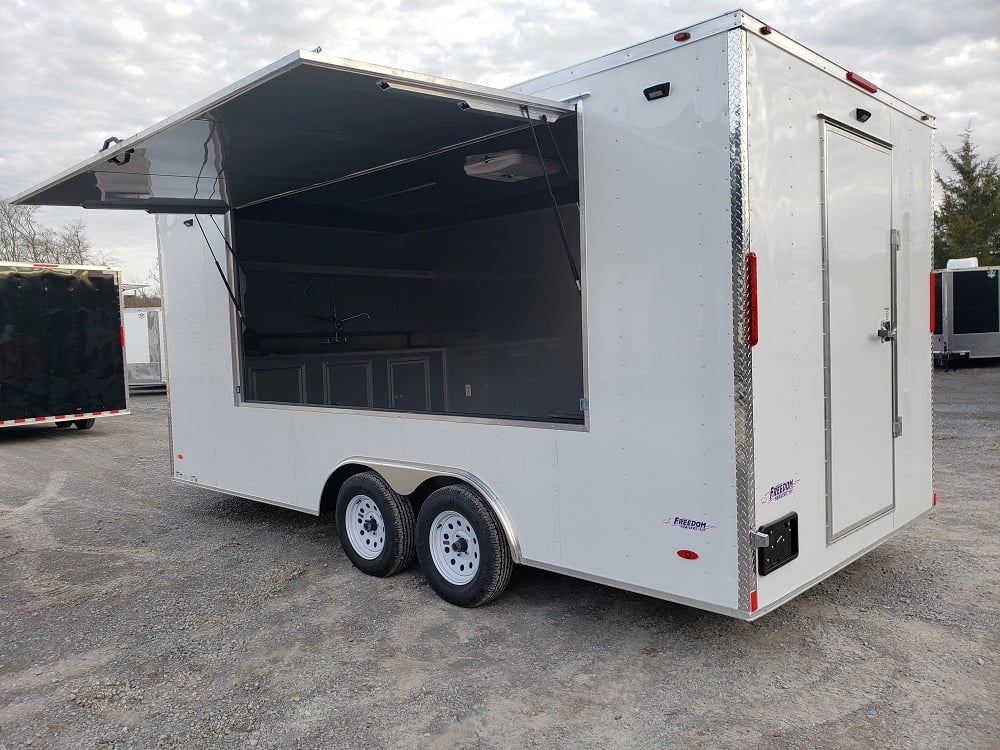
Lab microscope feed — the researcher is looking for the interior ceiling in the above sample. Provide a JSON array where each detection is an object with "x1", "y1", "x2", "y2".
[{"x1": 237, "y1": 115, "x2": 579, "y2": 233}]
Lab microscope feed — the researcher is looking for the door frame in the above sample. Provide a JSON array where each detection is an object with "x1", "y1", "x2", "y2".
[{"x1": 819, "y1": 116, "x2": 897, "y2": 544}]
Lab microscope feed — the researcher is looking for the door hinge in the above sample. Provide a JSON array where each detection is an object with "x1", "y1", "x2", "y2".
[
  {"x1": 890, "y1": 228, "x2": 901, "y2": 252},
  {"x1": 579, "y1": 397, "x2": 589, "y2": 412},
  {"x1": 234, "y1": 384, "x2": 241, "y2": 396},
  {"x1": 751, "y1": 530, "x2": 771, "y2": 548},
  {"x1": 893, "y1": 417, "x2": 903, "y2": 438}
]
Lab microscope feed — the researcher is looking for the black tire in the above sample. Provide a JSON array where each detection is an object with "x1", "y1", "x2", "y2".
[
  {"x1": 416, "y1": 484, "x2": 513, "y2": 607},
  {"x1": 335, "y1": 471, "x2": 415, "y2": 577},
  {"x1": 73, "y1": 419, "x2": 96, "y2": 430}
]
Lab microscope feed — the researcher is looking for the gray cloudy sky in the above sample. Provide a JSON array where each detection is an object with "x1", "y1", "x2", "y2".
[{"x1": 1, "y1": 0, "x2": 997, "y2": 282}]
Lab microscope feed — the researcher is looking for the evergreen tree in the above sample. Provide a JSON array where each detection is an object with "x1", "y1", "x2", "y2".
[{"x1": 934, "y1": 130, "x2": 1000, "y2": 268}]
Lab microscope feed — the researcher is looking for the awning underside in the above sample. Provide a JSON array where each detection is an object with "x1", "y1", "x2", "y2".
[{"x1": 13, "y1": 56, "x2": 574, "y2": 215}]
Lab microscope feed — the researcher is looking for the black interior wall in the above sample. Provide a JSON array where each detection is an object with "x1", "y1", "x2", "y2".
[
  {"x1": 953, "y1": 270, "x2": 1000, "y2": 334},
  {"x1": 235, "y1": 206, "x2": 584, "y2": 422}
]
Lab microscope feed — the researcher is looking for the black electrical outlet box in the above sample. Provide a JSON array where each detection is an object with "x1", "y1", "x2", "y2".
[{"x1": 757, "y1": 512, "x2": 799, "y2": 576}]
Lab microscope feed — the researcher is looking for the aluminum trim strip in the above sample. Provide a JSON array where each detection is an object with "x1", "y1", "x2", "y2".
[
  {"x1": 820, "y1": 121, "x2": 896, "y2": 544},
  {"x1": 728, "y1": 28, "x2": 757, "y2": 612},
  {"x1": 751, "y1": 505, "x2": 934, "y2": 619},
  {"x1": 171, "y1": 477, "x2": 311, "y2": 515},
  {"x1": 511, "y1": 11, "x2": 744, "y2": 94},
  {"x1": 523, "y1": 558, "x2": 751, "y2": 621},
  {"x1": 233, "y1": 399, "x2": 589, "y2": 432}
]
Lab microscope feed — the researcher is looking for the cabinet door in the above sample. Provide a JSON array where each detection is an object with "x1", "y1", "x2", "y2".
[
  {"x1": 323, "y1": 361, "x2": 373, "y2": 408},
  {"x1": 388, "y1": 358, "x2": 431, "y2": 412}
]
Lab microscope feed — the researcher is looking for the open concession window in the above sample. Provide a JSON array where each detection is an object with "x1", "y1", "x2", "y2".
[
  {"x1": 235, "y1": 114, "x2": 583, "y2": 424},
  {"x1": 11, "y1": 52, "x2": 584, "y2": 423}
]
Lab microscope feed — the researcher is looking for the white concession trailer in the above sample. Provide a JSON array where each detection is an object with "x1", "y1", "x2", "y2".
[
  {"x1": 13, "y1": 10, "x2": 935, "y2": 619},
  {"x1": 123, "y1": 307, "x2": 168, "y2": 389},
  {"x1": 932, "y1": 264, "x2": 1000, "y2": 364}
]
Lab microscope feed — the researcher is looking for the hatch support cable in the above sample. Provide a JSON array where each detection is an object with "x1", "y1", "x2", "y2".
[
  {"x1": 522, "y1": 106, "x2": 581, "y2": 293},
  {"x1": 192, "y1": 216, "x2": 245, "y2": 324},
  {"x1": 542, "y1": 115, "x2": 579, "y2": 211}
]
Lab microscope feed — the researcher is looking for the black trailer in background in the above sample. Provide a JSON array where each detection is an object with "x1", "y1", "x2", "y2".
[
  {"x1": 932, "y1": 266, "x2": 1000, "y2": 366},
  {"x1": 0, "y1": 263, "x2": 128, "y2": 428}
]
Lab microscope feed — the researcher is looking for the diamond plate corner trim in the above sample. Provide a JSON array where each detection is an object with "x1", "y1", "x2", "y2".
[{"x1": 728, "y1": 28, "x2": 757, "y2": 611}]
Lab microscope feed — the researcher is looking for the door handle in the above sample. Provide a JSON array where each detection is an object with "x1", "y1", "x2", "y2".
[{"x1": 877, "y1": 320, "x2": 896, "y2": 342}]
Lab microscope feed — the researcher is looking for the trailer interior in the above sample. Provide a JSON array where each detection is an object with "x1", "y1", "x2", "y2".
[
  {"x1": 229, "y1": 86, "x2": 584, "y2": 424},
  {"x1": 12, "y1": 56, "x2": 586, "y2": 425}
]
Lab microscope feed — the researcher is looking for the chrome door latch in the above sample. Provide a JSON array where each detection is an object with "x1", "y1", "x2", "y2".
[{"x1": 877, "y1": 319, "x2": 896, "y2": 342}]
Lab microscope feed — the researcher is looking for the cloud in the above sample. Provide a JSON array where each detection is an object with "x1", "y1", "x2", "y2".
[{"x1": 1, "y1": 0, "x2": 996, "y2": 280}]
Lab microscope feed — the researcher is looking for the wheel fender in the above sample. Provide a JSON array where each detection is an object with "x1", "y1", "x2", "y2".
[{"x1": 332, "y1": 457, "x2": 522, "y2": 563}]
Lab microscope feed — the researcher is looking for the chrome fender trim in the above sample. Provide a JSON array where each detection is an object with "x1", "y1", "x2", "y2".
[{"x1": 335, "y1": 457, "x2": 522, "y2": 563}]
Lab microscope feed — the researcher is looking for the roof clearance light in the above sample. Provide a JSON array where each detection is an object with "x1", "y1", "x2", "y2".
[
  {"x1": 674, "y1": 32, "x2": 691, "y2": 41},
  {"x1": 846, "y1": 71, "x2": 878, "y2": 93},
  {"x1": 759, "y1": 25, "x2": 772, "y2": 35}
]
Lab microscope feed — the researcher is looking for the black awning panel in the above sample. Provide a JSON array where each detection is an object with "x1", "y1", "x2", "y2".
[{"x1": 13, "y1": 53, "x2": 572, "y2": 214}]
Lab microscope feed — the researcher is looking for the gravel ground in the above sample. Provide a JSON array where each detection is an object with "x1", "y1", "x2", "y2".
[{"x1": 1, "y1": 368, "x2": 997, "y2": 749}]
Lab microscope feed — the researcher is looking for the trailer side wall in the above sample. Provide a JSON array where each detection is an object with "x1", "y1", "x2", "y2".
[{"x1": 161, "y1": 34, "x2": 745, "y2": 613}]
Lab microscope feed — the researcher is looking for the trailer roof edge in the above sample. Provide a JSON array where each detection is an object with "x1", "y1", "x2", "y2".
[{"x1": 509, "y1": 9, "x2": 935, "y2": 127}]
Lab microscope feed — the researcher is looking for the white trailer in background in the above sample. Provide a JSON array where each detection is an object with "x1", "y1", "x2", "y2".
[
  {"x1": 932, "y1": 262, "x2": 1000, "y2": 364},
  {"x1": 13, "y1": 10, "x2": 935, "y2": 619},
  {"x1": 123, "y1": 307, "x2": 168, "y2": 389}
]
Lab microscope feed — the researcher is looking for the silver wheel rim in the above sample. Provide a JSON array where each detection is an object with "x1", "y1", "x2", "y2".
[
  {"x1": 429, "y1": 510, "x2": 479, "y2": 585},
  {"x1": 345, "y1": 494, "x2": 385, "y2": 560}
]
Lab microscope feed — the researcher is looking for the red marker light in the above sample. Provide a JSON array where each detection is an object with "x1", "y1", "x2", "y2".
[
  {"x1": 120, "y1": 325, "x2": 126, "y2": 348},
  {"x1": 750, "y1": 590, "x2": 758, "y2": 612},
  {"x1": 759, "y1": 25, "x2": 772, "y2": 35},
  {"x1": 746, "y1": 252, "x2": 759, "y2": 346},
  {"x1": 677, "y1": 549, "x2": 699, "y2": 560},
  {"x1": 932, "y1": 492, "x2": 937, "y2": 507},
  {"x1": 930, "y1": 272, "x2": 936, "y2": 333},
  {"x1": 33, "y1": 263, "x2": 59, "y2": 268},
  {"x1": 674, "y1": 32, "x2": 691, "y2": 42},
  {"x1": 846, "y1": 71, "x2": 878, "y2": 93}
]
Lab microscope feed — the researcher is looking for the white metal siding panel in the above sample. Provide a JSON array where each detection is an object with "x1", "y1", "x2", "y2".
[
  {"x1": 531, "y1": 36, "x2": 740, "y2": 608},
  {"x1": 161, "y1": 215, "x2": 220, "y2": 489},
  {"x1": 162, "y1": 215, "x2": 299, "y2": 501},
  {"x1": 889, "y1": 110, "x2": 934, "y2": 534},
  {"x1": 745, "y1": 35, "x2": 933, "y2": 610}
]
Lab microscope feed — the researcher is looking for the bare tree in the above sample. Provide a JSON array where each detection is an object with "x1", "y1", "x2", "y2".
[
  {"x1": 123, "y1": 260, "x2": 162, "y2": 307},
  {"x1": 146, "y1": 259, "x2": 162, "y2": 298},
  {"x1": 0, "y1": 201, "x2": 117, "y2": 266},
  {"x1": 0, "y1": 202, "x2": 32, "y2": 261},
  {"x1": 57, "y1": 220, "x2": 91, "y2": 265},
  {"x1": 9, "y1": 204, "x2": 53, "y2": 263}
]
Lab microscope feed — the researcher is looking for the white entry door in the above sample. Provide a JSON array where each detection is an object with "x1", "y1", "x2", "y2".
[{"x1": 822, "y1": 122, "x2": 896, "y2": 541}]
